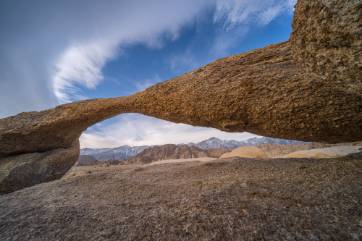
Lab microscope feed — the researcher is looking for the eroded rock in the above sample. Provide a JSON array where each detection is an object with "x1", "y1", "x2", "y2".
[
  {"x1": 0, "y1": 0, "x2": 361, "y2": 193},
  {"x1": 291, "y1": 0, "x2": 362, "y2": 92},
  {"x1": 0, "y1": 140, "x2": 79, "y2": 194}
]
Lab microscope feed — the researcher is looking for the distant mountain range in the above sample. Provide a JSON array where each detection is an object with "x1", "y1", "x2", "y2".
[
  {"x1": 80, "y1": 137, "x2": 302, "y2": 162},
  {"x1": 81, "y1": 145, "x2": 148, "y2": 161},
  {"x1": 127, "y1": 144, "x2": 209, "y2": 164},
  {"x1": 191, "y1": 137, "x2": 301, "y2": 150},
  {"x1": 78, "y1": 155, "x2": 100, "y2": 166}
]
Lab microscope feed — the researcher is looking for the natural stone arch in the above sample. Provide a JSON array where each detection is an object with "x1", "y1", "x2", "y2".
[{"x1": 0, "y1": 0, "x2": 361, "y2": 194}]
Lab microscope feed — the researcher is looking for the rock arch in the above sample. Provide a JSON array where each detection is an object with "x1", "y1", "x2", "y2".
[{"x1": 0, "y1": 0, "x2": 361, "y2": 193}]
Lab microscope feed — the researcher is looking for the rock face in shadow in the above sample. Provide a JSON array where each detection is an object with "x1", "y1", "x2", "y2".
[
  {"x1": 0, "y1": 0, "x2": 361, "y2": 193},
  {"x1": 0, "y1": 140, "x2": 79, "y2": 194}
]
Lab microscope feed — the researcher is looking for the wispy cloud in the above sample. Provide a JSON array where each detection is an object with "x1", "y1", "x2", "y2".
[
  {"x1": 80, "y1": 114, "x2": 258, "y2": 148},
  {"x1": 53, "y1": 40, "x2": 119, "y2": 102},
  {"x1": 135, "y1": 75, "x2": 163, "y2": 92},
  {"x1": 50, "y1": 0, "x2": 212, "y2": 104},
  {"x1": 206, "y1": 0, "x2": 297, "y2": 66},
  {"x1": 0, "y1": 0, "x2": 213, "y2": 114},
  {"x1": 169, "y1": 50, "x2": 202, "y2": 73},
  {"x1": 167, "y1": 0, "x2": 296, "y2": 75},
  {"x1": 214, "y1": 0, "x2": 296, "y2": 29},
  {"x1": 52, "y1": 0, "x2": 296, "y2": 104}
]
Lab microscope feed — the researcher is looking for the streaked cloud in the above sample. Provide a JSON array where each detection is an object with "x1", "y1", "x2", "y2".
[
  {"x1": 53, "y1": 40, "x2": 119, "y2": 102},
  {"x1": 135, "y1": 75, "x2": 162, "y2": 91},
  {"x1": 50, "y1": 0, "x2": 212, "y2": 103},
  {"x1": 80, "y1": 114, "x2": 259, "y2": 148},
  {"x1": 0, "y1": 0, "x2": 212, "y2": 115},
  {"x1": 214, "y1": 0, "x2": 296, "y2": 29}
]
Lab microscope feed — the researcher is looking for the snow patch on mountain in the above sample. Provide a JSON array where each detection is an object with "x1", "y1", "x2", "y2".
[{"x1": 81, "y1": 137, "x2": 303, "y2": 161}]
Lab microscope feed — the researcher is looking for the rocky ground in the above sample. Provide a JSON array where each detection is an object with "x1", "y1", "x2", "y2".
[{"x1": 0, "y1": 155, "x2": 361, "y2": 241}]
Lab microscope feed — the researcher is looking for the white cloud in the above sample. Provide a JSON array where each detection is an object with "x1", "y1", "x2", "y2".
[
  {"x1": 51, "y1": 0, "x2": 296, "y2": 104},
  {"x1": 214, "y1": 0, "x2": 295, "y2": 29},
  {"x1": 53, "y1": 40, "x2": 119, "y2": 102},
  {"x1": 169, "y1": 50, "x2": 202, "y2": 73},
  {"x1": 135, "y1": 75, "x2": 162, "y2": 91},
  {"x1": 0, "y1": 0, "x2": 214, "y2": 114},
  {"x1": 167, "y1": 0, "x2": 296, "y2": 76},
  {"x1": 49, "y1": 0, "x2": 212, "y2": 103},
  {"x1": 80, "y1": 114, "x2": 259, "y2": 148}
]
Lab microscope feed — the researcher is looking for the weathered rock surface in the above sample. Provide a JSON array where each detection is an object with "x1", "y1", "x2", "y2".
[
  {"x1": 291, "y1": 0, "x2": 362, "y2": 93},
  {"x1": 0, "y1": 156, "x2": 361, "y2": 240},
  {"x1": 0, "y1": 0, "x2": 361, "y2": 193},
  {"x1": 0, "y1": 140, "x2": 79, "y2": 194}
]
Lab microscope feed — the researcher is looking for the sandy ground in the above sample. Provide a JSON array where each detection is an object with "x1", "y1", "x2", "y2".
[
  {"x1": 146, "y1": 157, "x2": 216, "y2": 166},
  {"x1": 220, "y1": 146, "x2": 268, "y2": 159},
  {"x1": 0, "y1": 155, "x2": 361, "y2": 241},
  {"x1": 64, "y1": 158, "x2": 216, "y2": 179},
  {"x1": 217, "y1": 144, "x2": 362, "y2": 159},
  {"x1": 282, "y1": 145, "x2": 362, "y2": 158}
]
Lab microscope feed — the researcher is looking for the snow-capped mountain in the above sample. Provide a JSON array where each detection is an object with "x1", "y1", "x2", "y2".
[
  {"x1": 191, "y1": 137, "x2": 302, "y2": 150},
  {"x1": 192, "y1": 137, "x2": 241, "y2": 150},
  {"x1": 81, "y1": 148, "x2": 113, "y2": 156},
  {"x1": 81, "y1": 137, "x2": 303, "y2": 161},
  {"x1": 240, "y1": 137, "x2": 302, "y2": 146},
  {"x1": 80, "y1": 145, "x2": 148, "y2": 161}
]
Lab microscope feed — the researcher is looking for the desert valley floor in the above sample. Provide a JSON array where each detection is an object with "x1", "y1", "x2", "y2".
[{"x1": 1, "y1": 155, "x2": 361, "y2": 241}]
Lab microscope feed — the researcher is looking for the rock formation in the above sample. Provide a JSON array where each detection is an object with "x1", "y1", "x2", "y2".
[
  {"x1": 0, "y1": 0, "x2": 361, "y2": 193},
  {"x1": 0, "y1": 140, "x2": 79, "y2": 194}
]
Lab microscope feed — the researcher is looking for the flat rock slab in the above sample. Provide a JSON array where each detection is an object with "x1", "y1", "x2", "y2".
[{"x1": 0, "y1": 156, "x2": 361, "y2": 241}]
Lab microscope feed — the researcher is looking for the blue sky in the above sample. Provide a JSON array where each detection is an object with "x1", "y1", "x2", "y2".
[
  {"x1": 0, "y1": 0, "x2": 295, "y2": 148},
  {"x1": 84, "y1": 10, "x2": 293, "y2": 99}
]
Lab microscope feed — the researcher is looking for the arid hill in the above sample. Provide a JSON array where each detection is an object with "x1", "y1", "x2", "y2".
[
  {"x1": 128, "y1": 144, "x2": 209, "y2": 164},
  {"x1": 77, "y1": 155, "x2": 100, "y2": 166},
  {"x1": 220, "y1": 146, "x2": 268, "y2": 159},
  {"x1": 256, "y1": 143, "x2": 329, "y2": 157},
  {"x1": 283, "y1": 145, "x2": 362, "y2": 159},
  {"x1": 220, "y1": 143, "x2": 362, "y2": 159},
  {"x1": 219, "y1": 142, "x2": 329, "y2": 159},
  {"x1": 0, "y1": 0, "x2": 361, "y2": 193}
]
